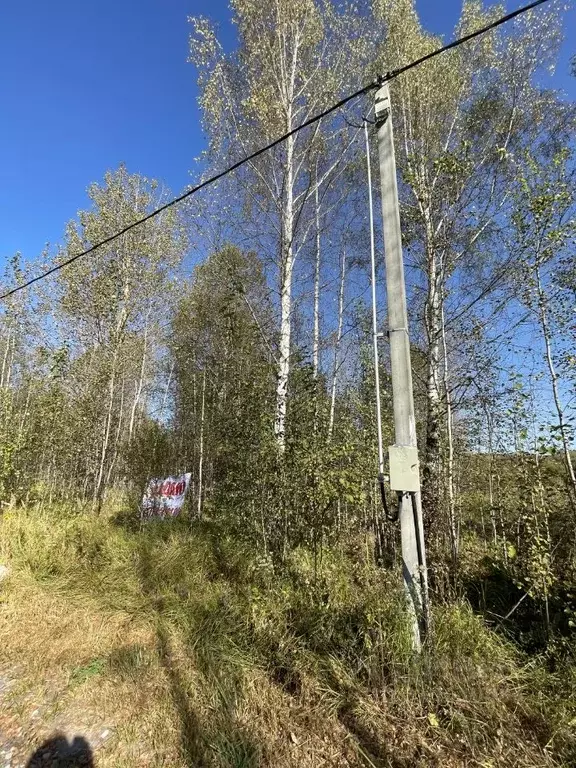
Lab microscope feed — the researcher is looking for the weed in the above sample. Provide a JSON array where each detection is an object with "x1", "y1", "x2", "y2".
[{"x1": 70, "y1": 658, "x2": 107, "y2": 686}]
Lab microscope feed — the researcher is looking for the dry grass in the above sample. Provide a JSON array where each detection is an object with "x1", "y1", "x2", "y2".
[
  {"x1": 1, "y1": 507, "x2": 575, "y2": 767},
  {"x1": 0, "y1": 577, "x2": 182, "y2": 766},
  {"x1": 0, "y1": 577, "x2": 364, "y2": 767}
]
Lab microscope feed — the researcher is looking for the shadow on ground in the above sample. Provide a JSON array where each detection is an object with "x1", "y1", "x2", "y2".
[
  {"x1": 137, "y1": 537, "x2": 262, "y2": 767},
  {"x1": 26, "y1": 734, "x2": 93, "y2": 767}
]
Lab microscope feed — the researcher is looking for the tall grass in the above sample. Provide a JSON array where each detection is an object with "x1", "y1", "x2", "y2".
[{"x1": 1, "y1": 506, "x2": 575, "y2": 766}]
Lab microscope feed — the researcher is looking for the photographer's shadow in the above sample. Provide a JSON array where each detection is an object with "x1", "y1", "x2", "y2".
[{"x1": 26, "y1": 734, "x2": 94, "y2": 767}]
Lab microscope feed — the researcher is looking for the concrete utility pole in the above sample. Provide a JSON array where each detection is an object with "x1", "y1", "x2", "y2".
[
  {"x1": 374, "y1": 83, "x2": 429, "y2": 650},
  {"x1": 364, "y1": 119, "x2": 385, "y2": 485}
]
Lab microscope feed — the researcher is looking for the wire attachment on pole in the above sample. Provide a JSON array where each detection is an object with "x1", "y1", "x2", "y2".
[{"x1": 378, "y1": 472, "x2": 399, "y2": 522}]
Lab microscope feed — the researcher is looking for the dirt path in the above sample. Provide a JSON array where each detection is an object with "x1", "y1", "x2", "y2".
[{"x1": 0, "y1": 666, "x2": 112, "y2": 768}]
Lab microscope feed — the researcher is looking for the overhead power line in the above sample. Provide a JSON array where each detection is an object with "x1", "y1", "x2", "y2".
[{"x1": 0, "y1": 0, "x2": 552, "y2": 301}]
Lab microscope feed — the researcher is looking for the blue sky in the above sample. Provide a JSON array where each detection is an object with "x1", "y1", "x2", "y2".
[{"x1": 0, "y1": 0, "x2": 574, "y2": 267}]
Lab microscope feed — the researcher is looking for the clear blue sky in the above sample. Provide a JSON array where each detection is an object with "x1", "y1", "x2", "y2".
[{"x1": 0, "y1": 0, "x2": 574, "y2": 267}]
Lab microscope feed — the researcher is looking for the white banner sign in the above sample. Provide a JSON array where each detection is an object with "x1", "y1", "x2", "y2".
[{"x1": 141, "y1": 472, "x2": 191, "y2": 520}]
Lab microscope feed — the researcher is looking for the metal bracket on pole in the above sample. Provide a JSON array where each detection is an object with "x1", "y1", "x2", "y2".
[{"x1": 374, "y1": 88, "x2": 391, "y2": 126}]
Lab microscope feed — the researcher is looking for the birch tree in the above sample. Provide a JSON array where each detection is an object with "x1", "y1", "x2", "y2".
[
  {"x1": 511, "y1": 148, "x2": 576, "y2": 514},
  {"x1": 371, "y1": 0, "x2": 568, "y2": 545},
  {"x1": 189, "y1": 0, "x2": 371, "y2": 452},
  {"x1": 55, "y1": 165, "x2": 185, "y2": 507}
]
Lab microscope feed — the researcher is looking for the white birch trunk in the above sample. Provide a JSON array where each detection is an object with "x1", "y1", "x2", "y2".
[
  {"x1": 197, "y1": 369, "x2": 207, "y2": 519},
  {"x1": 313, "y1": 180, "x2": 321, "y2": 382},
  {"x1": 535, "y1": 264, "x2": 576, "y2": 512},
  {"x1": 1, "y1": 326, "x2": 12, "y2": 389},
  {"x1": 328, "y1": 250, "x2": 346, "y2": 442},
  {"x1": 129, "y1": 319, "x2": 148, "y2": 443},
  {"x1": 105, "y1": 375, "x2": 125, "y2": 490},
  {"x1": 441, "y1": 298, "x2": 457, "y2": 559},
  {"x1": 274, "y1": 131, "x2": 295, "y2": 452},
  {"x1": 423, "y1": 223, "x2": 443, "y2": 525},
  {"x1": 94, "y1": 347, "x2": 118, "y2": 510}
]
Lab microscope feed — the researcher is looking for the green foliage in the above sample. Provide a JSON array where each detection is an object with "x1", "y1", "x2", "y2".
[{"x1": 69, "y1": 657, "x2": 107, "y2": 686}]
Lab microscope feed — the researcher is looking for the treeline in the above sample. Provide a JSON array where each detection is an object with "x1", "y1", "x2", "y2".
[{"x1": 1, "y1": 0, "x2": 576, "y2": 644}]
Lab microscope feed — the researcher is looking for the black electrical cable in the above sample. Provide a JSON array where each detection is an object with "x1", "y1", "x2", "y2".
[
  {"x1": 410, "y1": 492, "x2": 425, "y2": 574},
  {"x1": 0, "y1": 0, "x2": 552, "y2": 302},
  {"x1": 410, "y1": 490, "x2": 428, "y2": 633},
  {"x1": 378, "y1": 472, "x2": 399, "y2": 522}
]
